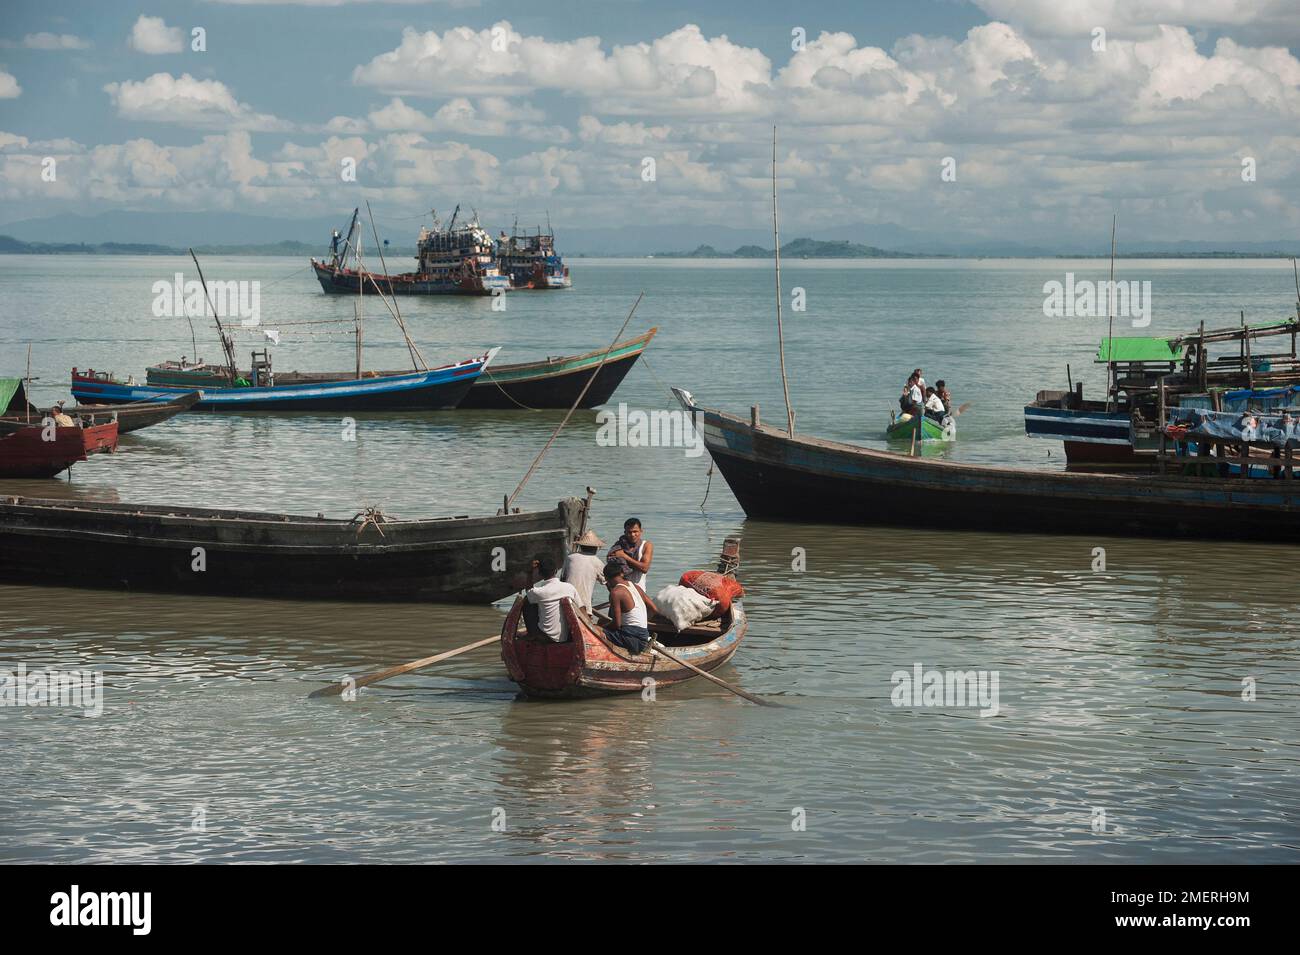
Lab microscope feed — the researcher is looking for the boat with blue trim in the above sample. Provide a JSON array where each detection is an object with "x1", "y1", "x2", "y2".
[
  {"x1": 70, "y1": 350, "x2": 497, "y2": 411},
  {"x1": 1025, "y1": 317, "x2": 1300, "y2": 469}
]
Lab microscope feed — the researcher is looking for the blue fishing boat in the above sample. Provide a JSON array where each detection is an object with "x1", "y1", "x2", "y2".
[{"x1": 71, "y1": 350, "x2": 498, "y2": 411}]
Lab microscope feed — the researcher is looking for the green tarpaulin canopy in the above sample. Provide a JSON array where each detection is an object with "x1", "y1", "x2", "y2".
[
  {"x1": 0, "y1": 378, "x2": 25, "y2": 416},
  {"x1": 1095, "y1": 337, "x2": 1186, "y2": 364}
]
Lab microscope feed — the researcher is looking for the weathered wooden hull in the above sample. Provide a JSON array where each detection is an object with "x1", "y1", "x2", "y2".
[
  {"x1": 459, "y1": 329, "x2": 656, "y2": 410},
  {"x1": 69, "y1": 392, "x2": 201, "y2": 434},
  {"x1": 0, "y1": 496, "x2": 586, "y2": 603},
  {"x1": 675, "y1": 388, "x2": 1300, "y2": 541},
  {"x1": 0, "y1": 428, "x2": 90, "y2": 479},
  {"x1": 500, "y1": 595, "x2": 747, "y2": 698}
]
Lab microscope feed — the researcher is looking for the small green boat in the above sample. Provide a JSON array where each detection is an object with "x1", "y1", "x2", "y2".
[{"x1": 886, "y1": 413, "x2": 952, "y2": 442}]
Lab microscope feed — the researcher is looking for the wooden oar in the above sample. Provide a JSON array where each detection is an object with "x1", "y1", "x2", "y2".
[
  {"x1": 308, "y1": 634, "x2": 498, "y2": 698},
  {"x1": 648, "y1": 639, "x2": 780, "y2": 707}
]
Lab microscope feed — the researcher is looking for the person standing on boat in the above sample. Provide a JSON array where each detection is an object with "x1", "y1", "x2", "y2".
[
  {"x1": 562, "y1": 530, "x2": 605, "y2": 614},
  {"x1": 900, "y1": 372, "x2": 924, "y2": 416},
  {"x1": 601, "y1": 561, "x2": 660, "y2": 654},
  {"x1": 49, "y1": 402, "x2": 75, "y2": 427},
  {"x1": 607, "y1": 518, "x2": 653, "y2": 591},
  {"x1": 524, "y1": 554, "x2": 580, "y2": 643}
]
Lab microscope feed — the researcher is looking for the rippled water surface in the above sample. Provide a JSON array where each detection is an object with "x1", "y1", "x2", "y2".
[{"x1": 2, "y1": 255, "x2": 1298, "y2": 862}]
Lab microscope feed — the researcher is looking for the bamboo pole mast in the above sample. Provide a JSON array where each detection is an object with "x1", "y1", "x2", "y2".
[
  {"x1": 1105, "y1": 214, "x2": 1117, "y2": 412},
  {"x1": 772, "y1": 126, "x2": 795, "y2": 435}
]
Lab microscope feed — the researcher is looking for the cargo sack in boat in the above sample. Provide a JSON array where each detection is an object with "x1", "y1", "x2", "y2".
[
  {"x1": 679, "y1": 571, "x2": 745, "y2": 612},
  {"x1": 655, "y1": 584, "x2": 718, "y2": 632}
]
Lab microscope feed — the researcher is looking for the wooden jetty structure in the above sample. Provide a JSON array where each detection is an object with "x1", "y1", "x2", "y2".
[
  {"x1": 0, "y1": 495, "x2": 587, "y2": 603},
  {"x1": 501, "y1": 537, "x2": 747, "y2": 698},
  {"x1": 1025, "y1": 317, "x2": 1300, "y2": 469}
]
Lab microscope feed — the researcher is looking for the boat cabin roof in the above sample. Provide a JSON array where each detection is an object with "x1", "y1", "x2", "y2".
[{"x1": 1095, "y1": 337, "x2": 1186, "y2": 364}]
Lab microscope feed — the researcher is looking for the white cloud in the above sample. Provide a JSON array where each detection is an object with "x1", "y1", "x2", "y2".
[
  {"x1": 0, "y1": 70, "x2": 20, "y2": 99},
  {"x1": 353, "y1": 21, "x2": 770, "y2": 114},
  {"x1": 971, "y1": 0, "x2": 1300, "y2": 39},
  {"x1": 128, "y1": 15, "x2": 184, "y2": 55},
  {"x1": 103, "y1": 73, "x2": 292, "y2": 131},
  {"x1": 23, "y1": 33, "x2": 92, "y2": 51}
]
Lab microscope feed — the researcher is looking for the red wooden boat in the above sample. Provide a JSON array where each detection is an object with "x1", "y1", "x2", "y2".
[
  {"x1": 500, "y1": 538, "x2": 747, "y2": 698},
  {"x1": 0, "y1": 424, "x2": 103, "y2": 478}
]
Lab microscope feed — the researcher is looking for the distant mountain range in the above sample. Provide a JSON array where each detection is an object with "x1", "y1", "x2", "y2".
[{"x1": 2, "y1": 210, "x2": 1299, "y2": 258}]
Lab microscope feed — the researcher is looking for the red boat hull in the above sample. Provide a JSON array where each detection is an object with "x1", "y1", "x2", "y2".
[{"x1": 0, "y1": 425, "x2": 99, "y2": 479}]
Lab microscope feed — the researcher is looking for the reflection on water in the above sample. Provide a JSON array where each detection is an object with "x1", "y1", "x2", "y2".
[{"x1": 3, "y1": 257, "x2": 1299, "y2": 861}]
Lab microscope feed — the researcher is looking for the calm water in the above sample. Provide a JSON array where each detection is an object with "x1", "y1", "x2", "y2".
[{"x1": 1, "y1": 255, "x2": 1298, "y2": 862}]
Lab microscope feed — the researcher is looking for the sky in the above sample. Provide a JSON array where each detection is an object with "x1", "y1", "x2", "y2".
[{"x1": 1, "y1": 0, "x2": 1299, "y2": 246}]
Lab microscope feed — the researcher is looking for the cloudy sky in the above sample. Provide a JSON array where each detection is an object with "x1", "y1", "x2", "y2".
[{"x1": 1, "y1": 0, "x2": 1299, "y2": 245}]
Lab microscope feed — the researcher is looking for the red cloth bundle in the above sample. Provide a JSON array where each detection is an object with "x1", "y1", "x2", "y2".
[{"x1": 679, "y1": 570, "x2": 745, "y2": 611}]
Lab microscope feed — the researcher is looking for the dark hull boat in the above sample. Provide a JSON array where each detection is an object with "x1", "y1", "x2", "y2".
[
  {"x1": 311, "y1": 261, "x2": 509, "y2": 297},
  {"x1": 0, "y1": 496, "x2": 587, "y2": 603},
  {"x1": 458, "y1": 328, "x2": 656, "y2": 409},
  {"x1": 0, "y1": 392, "x2": 201, "y2": 438},
  {"x1": 674, "y1": 388, "x2": 1300, "y2": 542},
  {"x1": 500, "y1": 538, "x2": 747, "y2": 698},
  {"x1": 0, "y1": 427, "x2": 95, "y2": 479},
  {"x1": 281, "y1": 330, "x2": 657, "y2": 410}
]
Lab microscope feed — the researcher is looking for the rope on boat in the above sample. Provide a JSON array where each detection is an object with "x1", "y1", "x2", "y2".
[
  {"x1": 505, "y1": 293, "x2": 644, "y2": 512},
  {"x1": 351, "y1": 506, "x2": 391, "y2": 537},
  {"x1": 480, "y1": 371, "x2": 543, "y2": 411}
]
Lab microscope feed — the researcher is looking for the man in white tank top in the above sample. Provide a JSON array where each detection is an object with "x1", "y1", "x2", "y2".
[
  {"x1": 601, "y1": 561, "x2": 660, "y2": 654},
  {"x1": 607, "y1": 517, "x2": 653, "y2": 592}
]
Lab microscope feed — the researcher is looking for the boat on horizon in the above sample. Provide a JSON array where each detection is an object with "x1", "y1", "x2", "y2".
[{"x1": 312, "y1": 206, "x2": 511, "y2": 296}]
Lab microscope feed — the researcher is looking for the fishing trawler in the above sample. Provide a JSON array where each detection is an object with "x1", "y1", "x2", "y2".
[
  {"x1": 494, "y1": 225, "x2": 571, "y2": 290},
  {"x1": 311, "y1": 207, "x2": 510, "y2": 296}
]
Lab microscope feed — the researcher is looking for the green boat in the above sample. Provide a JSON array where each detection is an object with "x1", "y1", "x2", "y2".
[{"x1": 886, "y1": 412, "x2": 952, "y2": 442}]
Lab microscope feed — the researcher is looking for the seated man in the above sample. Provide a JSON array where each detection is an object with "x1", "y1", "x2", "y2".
[
  {"x1": 523, "y1": 554, "x2": 580, "y2": 643},
  {"x1": 601, "y1": 560, "x2": 660, "y2": 654},
  {"x1": 562, "y1": 530, "x2": 605, "y2": 614},
  {"x1": 923, "y1": 386, "x2": 947, "y2": 422},
  {"x1": 50, "y1": 401, "x2": 75, "y2": 428},
  {"x1": 900, "y1": 373, "x2": 924, "y2": 417}
]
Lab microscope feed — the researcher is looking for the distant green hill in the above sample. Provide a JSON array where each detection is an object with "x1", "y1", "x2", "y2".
[{"x1": 653, "y1": 237, "x2": 929, "y2": 258}]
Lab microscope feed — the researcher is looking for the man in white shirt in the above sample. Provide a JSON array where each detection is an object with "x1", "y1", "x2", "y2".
[
  {"x1": 525, "y1": 554, "x2": 580, "y2": 643},
  {"x1": 562, "y1": 530, "x2": 605, "y2": 613},
  {"x1": 923, "y1": 387, "x2": 947, "y2": 421}
]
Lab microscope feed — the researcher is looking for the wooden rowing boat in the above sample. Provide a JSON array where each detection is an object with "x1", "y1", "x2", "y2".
[
  {"x1": 886, "y1": 412, "x2": 951, "y2": 442},
  {"x1": 674, "y1": 387, "x2": 1300, "y2": 541},
  {"x1": 0, "y1": 495, "x2": 587, "y2": 603},
  {"x1": 0, "y1": 426, "x2": 93, "y2": 479},
  {"x1": 500, "y1": 538, "x2": 747, "y2": 698}
]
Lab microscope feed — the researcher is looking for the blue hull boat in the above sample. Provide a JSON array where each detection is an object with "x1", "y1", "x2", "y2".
[{"x1": 71, "y1": 350, "x2": 498, "y2": 412}]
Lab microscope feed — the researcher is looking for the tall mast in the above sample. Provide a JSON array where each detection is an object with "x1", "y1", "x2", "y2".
[
  {"x1": 1106, "y1": 214, "x2": 1117, "y2": 412},
  {"x1": 189, "y1": 248, "x2": 238, "y2": 385},
  {"x1": 772, "y1": 126, "x2": 795, "y2": 435}
]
